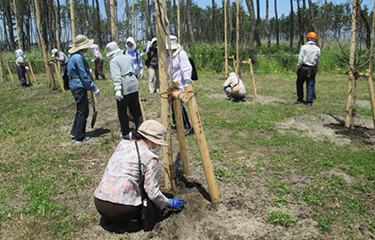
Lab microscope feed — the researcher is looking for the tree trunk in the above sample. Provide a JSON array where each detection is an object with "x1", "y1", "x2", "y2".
[
  {"x1": 125, "y1": 0, "x2": 129, "y2": 37},
  {"x1": 5, "y1": 4, "x2": 16, "y2": 50},
  {"x1": 296, "y1": 0, "x2": 303, "y2": 52},
  {"x1": 212, "y1": 0, "x2": 216, "y2": 43},
  {"x1": 57, "y1": 0, "x2": 62, "y2": 49},
  {"x1": 143, "y1": 0, "x2": 154, "y2": 39},
  {"x1": 186, "y1": 0, "x2": 195, "y2": 42},
  {"x1": 70, "y1": 0, "x2": 76, "y2": 39},
  {"x1": 13, "y1": 0, "x2": 22, "y2": 49},
  {"x1": 95, "y1": 0, "x2": 102, "y2": 47},
  {"x1": 307, "y1": 0, "x2": 317, "y2": 32},
  {"x1": 25, "y1": 4, "x2": 32, "y2": 51},
  {"x1": 320, "y1": 0, "x2": 327, "y2": 50},
  {"x1": 245, "y1": 0, "x2": 258, "y2": 66},
  {"x1": 274, "y1": 0, "x2": 279, "y2": 46},
  {"x1": 255, "y1": 0, "x2": 261, "y2": 49},
  {"x1": 289, "y1": 0, "x2": 293, "y2": 51},
  {"x1": 359, "y1": 7, "x2": 371, "y2": 50},
  {"x1": 1, "y1": 0, "x2": 10, "y2": 51},
  {"x1": 265, "y1": 0, "x2": 271, "y2": 57}
]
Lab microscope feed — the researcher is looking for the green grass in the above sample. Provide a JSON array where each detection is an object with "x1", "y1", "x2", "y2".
[{"x1": 0, "y1": 65, "x2": 374, "y2": 238}]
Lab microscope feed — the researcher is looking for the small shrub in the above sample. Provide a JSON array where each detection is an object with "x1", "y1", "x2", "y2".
[{"x1": 268, "y1": 210, "x2": 296, "y2": 226}]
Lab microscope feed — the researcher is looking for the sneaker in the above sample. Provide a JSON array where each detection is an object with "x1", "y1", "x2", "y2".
[
  {"x1": 305, "y1": 101, "x2": 313, "y2": 106},
  {"x1": 185, "y1": 128, "x2": 194, "y2": 136},
  {"x1": 70, "y1": 134, "x2": 75, "y2": 140},
  {"x1": 122, "y1": 131, "x2": 132, "y2": 140},
  {"x1": 75, "y1": 136, "x2": 93, "y2": 144},
  {"x1": 295, "y1": 100, "x2": 305, "y2": 104}
]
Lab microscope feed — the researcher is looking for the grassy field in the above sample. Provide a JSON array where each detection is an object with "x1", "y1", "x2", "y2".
[{"x1": 0, "y1": 69, "x2": 374, "y2": 239}]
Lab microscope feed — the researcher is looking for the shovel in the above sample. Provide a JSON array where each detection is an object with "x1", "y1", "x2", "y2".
[{"x1": 91, "y1": 91, "x2": 98, "y2": 129}]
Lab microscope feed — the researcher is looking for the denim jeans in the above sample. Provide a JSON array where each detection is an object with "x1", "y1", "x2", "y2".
[
  {"x1": 296, "y1": 66, "x2": 316, "y2": 103},
  {"x1": 116, "y1": 91, "x2": 143, "y2": 136},
  {"x1": 224, "y1": 86, "x2": 245, "y2": 101},
  {"x1": 71, "y1": 88, "x2": 89, "y2": 141}
]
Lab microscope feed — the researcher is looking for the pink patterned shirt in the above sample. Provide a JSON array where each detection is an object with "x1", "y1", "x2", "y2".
[
  {"x1": 94, "y1": 140, "x2": 169, "y2": 209},
  {"x1": 93, "y1": 50, "x2": 103, "y2": 60}
]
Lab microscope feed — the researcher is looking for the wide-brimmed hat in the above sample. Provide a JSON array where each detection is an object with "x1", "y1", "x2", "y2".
[
  {"x1": 68, "y1": 35, "x2": 94, "y2": 54},
  {"x1": 106, "y1": 42, "x2": 122, "y2": 57},
  {"x1": 151, "y1": 37, "x2": 157, "y2": 45},
  {"x1": 51, "y1": 48, "x2": 58, "y2": 57},
  {"x1": 138, "y1": 120, "x2": 168, "y2": 146},
  {"x1": 166, "y1": 35, "x2": 180, "y2": 50}
]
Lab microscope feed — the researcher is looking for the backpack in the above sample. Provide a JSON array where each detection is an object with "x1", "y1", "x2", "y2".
[{"x1": 189, "y1": 58, "x2": 198, "y2": 81}]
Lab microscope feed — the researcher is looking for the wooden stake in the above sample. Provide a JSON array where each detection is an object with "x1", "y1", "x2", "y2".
[
  {"x1": 248, "y1": 58, "x2": 258, "y2": 100},
  {"x1": 53, "y1": 62, "x2": 65, "y2": 92},
  {"x1": 366, "y1": 69, "x2": 375, "y2": 128},
  {"x1": 155, "y1": 0, "x2": 176, "y2": 190},
  {"x1": 70, "y1": 0, "x2": 76, "y2": 39},
  {"x1": 0, "y1": 59, "x2": 6, "y2": 82},
  {"x1": 34, "y1": 0, "x2": 51, "y2": 88},
  {"x1": 110, "y1": 0, "x2": 116, "y2": 41},
  {"x1": 345, "y1": 0, "x2": 357, "y2": 129},
  {"x1": 49, "y1": 63, "x2": 56, "y2": 90},
  {"x1": 26, "y1": 59, "x2": 37, "y2": 84},
  {"x1": 224, "y1": 0, "x2": 228, "y2": 78},
  {"x1": 172, "y1": 81, "x2": 190, "y2": 176},
  {"x1": 177, "y1": 0, "x2": 181, "y2": 43},
  {"x1": 5, "y1": 60, "x2": 14, "y2": 82},
  {"x1": 184, "y1": 85, "x2": 220, "y2": 204},
  {"x1": 138, "y1": 94, "x2": 146, "y2": 121},
  {"x1": 228, "y1": 55, "x2": 237, "y2": 74},
  {"x1": 236, "y1": 0, "x2": 240, "y2": 79}
]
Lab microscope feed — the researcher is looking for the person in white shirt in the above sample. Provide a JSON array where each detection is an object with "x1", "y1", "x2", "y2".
[
  {"x1": 223, "y1": 72, "x2": 246, "y2": 102},
  {"x1": 296, "y1": 32, "x2": 321, "y2": 106}
]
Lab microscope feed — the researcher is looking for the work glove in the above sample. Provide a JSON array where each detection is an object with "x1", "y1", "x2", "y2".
[
  {"x1": 25, "y1": 66, "x2": 29, "y2": 71},
  {"x1": 169, "y1": 198, "x2": 186, "y2": 210},
  {"x1": 94, "y1": 88, "x2": 100, "y2": 96},
  {"x1": 139, "y1": 68, "x2": 144, "y2": 79},
  {"x1": 115, "y1": 90, "x2": 123, "y2": 101},
  {"x1": 296, "y1": 68, "x2": 300, "y2": 75},
  {"x1": 91, "y1": 59, "x2": 95, "y2": 63}
]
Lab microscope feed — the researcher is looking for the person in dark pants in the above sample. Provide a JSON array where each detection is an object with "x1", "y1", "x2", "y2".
[
  {"x1": 90, "y1": 44, "x2": 106, "y2": 80},
  {"x1": 15, "y1": 49, "x2": 28, "y2": 88},
  {"x1": 106, "y1": 41, "x2": 143, "y2": 139},
  {"x1": 144, "y1": 37, "x2": 159, "y2": 93},
  {"x1": 67, "y1": 35, "x2": 100, "y2": 143},
  {"x1": 296, "y1": 32, "x2": 321, "y2": 106}
]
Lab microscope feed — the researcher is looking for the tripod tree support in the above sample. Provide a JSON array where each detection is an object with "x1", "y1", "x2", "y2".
[
  {"x1": 5, "y1": 60, "x2": 14, "y2": 82},
  {"x1": 184, "y1": 85, "x2": 220, "y2": 204},
  {"x1": 26, "y1": 59, "x2": 37, "y2": 84}
]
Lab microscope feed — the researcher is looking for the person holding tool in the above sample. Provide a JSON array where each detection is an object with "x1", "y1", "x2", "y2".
[
  {"x1": 106, "y1": 41, "x2": 143, "y2": 140},
  {"x1": 67, "y1": 35, "x2": 100, "y2": 143},
  {"x1": 51, "y1": 48, "x2": 69, "y2": 89},
  {"x1": 296, "y1": 32, "x2": 321, "y2": 106},
  {"x1": 94, "y1": 120, "x2": 186, "y2": 232}
]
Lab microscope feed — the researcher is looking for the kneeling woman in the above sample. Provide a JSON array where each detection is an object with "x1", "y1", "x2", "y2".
[{"x1": 94, "y1": 120, "x2": 185, "y2": 230}]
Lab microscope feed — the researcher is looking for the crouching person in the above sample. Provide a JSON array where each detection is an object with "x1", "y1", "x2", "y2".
[
  {"x1": 94, "y1": 120, "x2": 186, "y2": 232},
  {"x1": 223, "y1": 72, "x2": 246, "y2": 102}
]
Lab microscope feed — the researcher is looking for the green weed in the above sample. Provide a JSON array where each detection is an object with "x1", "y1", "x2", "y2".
[{"x1": 268, "y1": 210, "x2": 297, "y2": 226}]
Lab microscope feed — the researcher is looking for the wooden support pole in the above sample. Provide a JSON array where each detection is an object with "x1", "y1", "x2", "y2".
[
  {"x1": 110, "y1": 0, "x2": 116, "y2": 41},
  {"x1": 172, "y1": 81, "x2": 190, "y2": 176},
  {"x1": 248, "y1": 58, "x2": 258, "y2": 100},
  {"x1": 70, "y1": 0, "x2": 76, "y2": 39},
  {"x1": 155, "y1": 0, "x2": 176, "y2": 190},
  {"x1": 139, "y1": 95, "x2": 146, "y2": 121},
  {"x1": 236, "y1": 0, "x2": 240, "y2": 79},
  {"x1": 34, "y1": 0, "x2": 51, "y2": 88},
  {"x1": 5, "y1": 60, "x2": 14, "y2": 82},
  {"x1": 26, "y1": 59, "x2": 37, "y2": 84},
  {"x1": 49, "y1": 63, "x2": 56, "y2": 90},
  {"x1": 177, "y1": 0, "x2": 181, "y2": 43},
  {"x1": 53, "y1": 62, "x2": 65, "y2": 92},
  {"x1": 345, "y1": 0, "x2": 357, "y2": 129},
  {"x1": 184, "y1": 85, "x2": 220, "y2": 204},
  {"x1": 228, "y1": 55, "x2": 237, "y2": 74},
  {"x1": 0, "y1": 59, "x2": 6, "y2": 82},
  {"x1": 224, "y1": 0, "x2": 228, "y2": 78},
  {"x1": 366, "y1": 69, "x2": 375, "y2": 128}
]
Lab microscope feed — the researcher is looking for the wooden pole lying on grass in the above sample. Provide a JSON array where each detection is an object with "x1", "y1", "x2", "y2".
[
  {"x1": 5, "y1": 60, "x2": 14, "y2": 82},
  {"x1": 172, "y1": 80, "x2": 190, "y2": 176},
  {"x1": 184, "y1": 85, "x2": 220, "y2": 204},
  {"x1": 155, "y1": 0, "x2": 176, "y2": 190},
  {"x1": 26, "y1": 59, "x2": 37, "y2": 84}
]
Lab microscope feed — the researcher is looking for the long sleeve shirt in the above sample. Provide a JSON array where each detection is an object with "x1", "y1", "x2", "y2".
[
  {"x1": 94, "y1": 140, "x2": 170, "y2": 209},
  {"x1": 223, "y1": 74, "x2": 246, "y2": 96},
  {"x1": 67, "y1": 52, "x2": 98, "y2": 91},
  {"x1": 109, "y1": 51, "x2": 139, "y2": 95},
  {"x1": 124, "y1": 49, "x2": 143, "y2": 76},
  {"x1": 56, "y1": 51, "x2": 69, "y2": 65},
  {"x1": 167, "y1": 48, "x2": 192, "y2": 92},
  {"x1": 297, "y1": 41, "x2": 321, "y2": 69}
]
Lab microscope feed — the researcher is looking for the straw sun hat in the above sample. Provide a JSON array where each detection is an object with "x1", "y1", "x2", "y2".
[
  {"x1": 106, "y1": 42, "x2": 122, "y2": 57},
  {"x1": 68, "y1": 35, "x2": 94, "y2": 54},
  {"x1": 138, "y1": 120, "x2": 168, "y2": 146}
]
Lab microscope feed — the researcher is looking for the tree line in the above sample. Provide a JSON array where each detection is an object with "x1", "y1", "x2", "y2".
[{"x1": 0, "y1": 0, "x2": 373, "y2": 55}]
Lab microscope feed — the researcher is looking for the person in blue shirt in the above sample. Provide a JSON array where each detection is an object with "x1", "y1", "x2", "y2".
[
  {"x1": 123, "y1": 37, "x2": 143, "y2": 79},
  {"x1": 67, "y1": 35, "x2": 100, "y2": 143}
]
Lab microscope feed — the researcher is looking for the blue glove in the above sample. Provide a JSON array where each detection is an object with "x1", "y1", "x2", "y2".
[{"x1": 169, "y1": 198, "x2": 186, "y2": 210}]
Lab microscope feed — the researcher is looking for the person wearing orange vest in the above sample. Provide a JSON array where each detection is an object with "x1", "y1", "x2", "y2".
[{"x1": 296, "y1": 32, "x2": 321, "y2": 106}]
